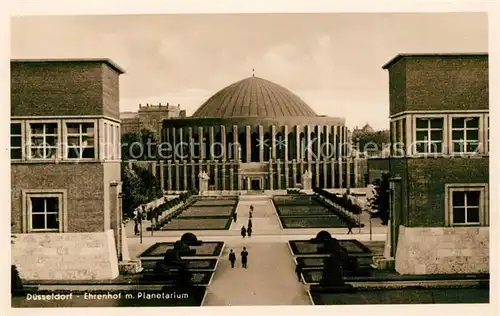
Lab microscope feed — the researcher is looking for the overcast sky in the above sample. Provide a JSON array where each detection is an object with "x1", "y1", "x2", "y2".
[{"x1": 11, "y1": 13, "x2": 487, "y2": 130}]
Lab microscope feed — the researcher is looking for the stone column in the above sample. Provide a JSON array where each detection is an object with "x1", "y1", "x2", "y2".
[
  {"x1": 175, "y1": 160, "x2": 180, "y2": 190},
  {"x1": 325, "y1": 125, "x2": 330, "y2": 158},
  {"x1": 338, "y1": 158, "x2": 343, "y2": 189},
  {"x1": 331, "y1": 158, "x2": 336, "y2": 188},
  {"x1": 296, "y1": 125, "x2": 301, "y2": 161},
  {"x1": 292, "y1": 160, "x2": 297, "y2": 187},
  {"x1": 172, "y1": 127, "x2": 177, "y2": 157},
  {"x1": 323, "y1": 161, "x2": 328, "y2": 188},
  {"x1": 315, "y1": 162, "x2": 320, "y2": 188},
  {"x1": 191, "y1": 161, "x2": 196, "y2": 189},
  {"x1": 307, "y1": 124, "x2": 312, "y2": 161},
  {"x1": 271, "y1": 125, "x2": 276, "y2": 160},
  {"x1": 178, "y1": 127, "x2": 184, "y2": 160},
  {"x1": 159, "y1": 161, "x2": 165, "y2": 192},
  {"x1": 284, "y1": 161, "x2": 289, "y2": 188},
  {"x1": 183, "y1": 163, "x2": 188, "y2": 190},
  {"x1": 221, "y1": 125, "x2": 226, "y2": 161},
  {"x1": 209, "y1": 126, "x2": 215, "y2": 161},
  {"x1": 230, "y1": 166, "x2": 234, "y2": 191},
  {"x1": 300, "y1": 162, "x2": 304, "y2": 185},
  {"x1": 165, "y1": 127, "x2": 170, "y2": 150},
  {"x1": 346, "y1": 158, "x2": 351, "y2": 189},
  {"x1": 109, "y1": 181, "x2": 122, "y2": 260},
  {"x1": 198, "y1": 126, "x2": 204, "y2": 160},
  {"x1": 233, "y1": 125, "x2": 239, "y2": 161},
  {"x1": 259, "y1": 125, "x2": 264, "y2": 162},
  {"x1": 188, "y1": 127, "x2": 193, "y2": 161},
  {"x1": 167, "y1": 160, "x2": 172, "y2": 191},
  {"x1": 269, "y1": 164, "x2": 274, "y2": 190},
  {"x1": 284, "y1": 125, "x2": 289, "y2": 161},
  {"x1": 316, "y1": 125, "x2": 321, "y2": 161},
  {"x1": 246, "y1": 125, "x2": 251, "y2": 162},
  {"x1": 221, "y1": 163, "x2": 226, "y2": 191},
  {"x1": 277, "y1": 160, "x2": 282, "y2": 190},
  {"x1": 214, "y1": 163, "x2": 219, "y2": 191},
  {"x1": 333, "y1": 126, "x2": 338, "y2": 158}
]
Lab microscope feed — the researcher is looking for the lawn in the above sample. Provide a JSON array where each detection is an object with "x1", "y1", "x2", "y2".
[
  {"x1": 141, "y1": 259, "x2": 218, "y2": 271},
  {"x1": 281, "y1": 216, "x2": 348, "y2": 228},
  {"x1": 289, "y1": 239, "x2": 372, "y2": 255},
  {"x1": 273, "y1": 196, "x2": 316, "y2": 206},
  {"x1": 162, "y1": 217, "x2": 232, "y2": 230},
  {"x1": 141, "y1": 242, "x2": 225, "y2": 257},
  {"x1": 193, "y1": 199, "x2": 237, "y2": 206},
  {"x1": 310, "y1": 287, "x2": 489, "y2": 304},
  {"x1": 275, "y1": 205, "x2": 333, "y2": 216},
  {"x1": 178, "y1": 206, "x2": 234, "y2": 217}
]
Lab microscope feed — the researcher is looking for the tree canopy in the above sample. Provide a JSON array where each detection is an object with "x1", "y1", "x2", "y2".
[
  {"x1": 121, "y1": 129, "x2": 157, "y2": 161},
  {"x1": 367, "y1": 172, "x2": 391, "y2": 225}
]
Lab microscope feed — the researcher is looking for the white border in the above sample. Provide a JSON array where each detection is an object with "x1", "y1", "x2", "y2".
[{"x1": 3, "y1": 2, "x2": 499, "y2": 316}]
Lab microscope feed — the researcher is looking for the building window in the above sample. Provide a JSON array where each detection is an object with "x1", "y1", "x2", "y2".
[
  {"x1": 415, "y1": 118, "x2": 443, "y2": 154},
  {"x1": 30, "y1": 196, "x2": 60, "y2": 231},
  {"x1": 11, "y1": 123, "x2": 22, "y2": 160},
  {"x1": 66, "y1": 122, "x2": 96, "y2": 159},
  {"x1": 451, "y1": 117, "x2": 480, "y2": 153},
  {"x1": 29, "y1": 122, "x2": 58, "y2": 159},
  {"x1": 446, "y1": 184, "x2": 488, "y2": 227}
]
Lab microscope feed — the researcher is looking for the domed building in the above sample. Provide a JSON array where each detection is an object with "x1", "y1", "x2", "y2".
[{"x1": 161, "y1": 76, "x2": 365, "y2": 192}]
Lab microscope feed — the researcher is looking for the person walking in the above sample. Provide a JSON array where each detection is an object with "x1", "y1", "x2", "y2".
[
  {"x1": 133, "y1": 209, "x2": 140, "y2": 235},
  {"x1": 228, "y1": 249, "x2": 236, "y2": 268},
  {"x1": 241, "y1": 226, "x2": 247, "y2": 238},
  {"x1": 232, "y1": 210, "x2": 237, "y2": 223},
  {"x1": 241, "y1": 247, "x2": 249, "y2": 268},
  {"x1": 295, "y1": 262, "x2": 303, "y2": 282},
  {"x1": 247, "y1": 218, "x2": 252, "y2": 229},
  {"x1": 247, "y1": 225, "x2": 253, "y2": 237},
  {"x1": 249, "y1": 205, "x2": 254, "y2": 218},
  {"x1": 347, "y1": 221, "x2": 353, "y2": 234}
]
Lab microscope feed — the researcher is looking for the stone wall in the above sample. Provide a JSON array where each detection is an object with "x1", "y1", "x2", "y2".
[
  {"x1": 12, "y1": 230, "x2": 119, "y2": 280},
  {"x1": 395, "y1": 226, "x2": 489, "y2": 275}
]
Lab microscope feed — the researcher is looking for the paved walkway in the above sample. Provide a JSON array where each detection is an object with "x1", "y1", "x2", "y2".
[
  {"x1": 229, "y1": 196, "x2": 283, "y2": 235},
  {"x1": 202, "y1": 239, "x2": 311, "y2": 306}
]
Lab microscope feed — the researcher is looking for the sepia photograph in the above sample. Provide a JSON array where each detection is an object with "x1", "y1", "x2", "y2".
[{"x1": 7, "y1": 6, "x2": 494, "y2": 310}]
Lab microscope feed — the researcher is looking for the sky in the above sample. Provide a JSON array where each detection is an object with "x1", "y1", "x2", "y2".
[{"x1": 11, "y1": 13, "x2": 488, "y2": 130}]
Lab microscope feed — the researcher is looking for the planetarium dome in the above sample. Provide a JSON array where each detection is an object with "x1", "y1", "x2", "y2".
[{"x1": 192, "y1": 76, "x2": 317, "y2": 118}]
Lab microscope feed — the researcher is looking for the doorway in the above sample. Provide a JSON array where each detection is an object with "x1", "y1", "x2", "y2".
[{"x1": 251, "y1": 178, "x2": 261, "y2": 191}]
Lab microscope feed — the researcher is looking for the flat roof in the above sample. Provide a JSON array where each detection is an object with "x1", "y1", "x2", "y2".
[
  {"x1": 11, "y1": 58, "x2": 126, "y2": 74},
  {"x1": 382, "y1": 53, "x2": 488, "y2": 70}
]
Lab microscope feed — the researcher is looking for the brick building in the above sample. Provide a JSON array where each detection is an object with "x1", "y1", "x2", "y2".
[
  {"x1": 120, "y1": 102, "x2": 186, "y2": 137},
  {"x1": 369, "y1": 53, "x2": 489, "y2": 274},
  {"x1": 10, "y1": 59, "x2": 126, "y2": 280}
]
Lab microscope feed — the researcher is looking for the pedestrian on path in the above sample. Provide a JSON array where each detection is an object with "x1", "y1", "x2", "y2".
[
  {"x1": 241, "y1": 226, "x2": 247, "y2": 238},
  {"x1": 295, "y1": 262, "x2": 303, "y2": 282},
  {"x1": 247, "y1": 218, "x2": 252, "y2": 229},
  {"x1": 229, "y1": 249, "x2": 236, "y2": 268},
  {"x1": 241, "y1": 247, "x2": 248, "y2": 268},
  {"x1": 247, "y1": 226, "x2": 252, "y2": 237},
  {"x1": 232, "y1": 210, "x2": 237, "y2": 222},
  {"x1": 347, "y1": 221, "x2": 353, "y2": 234}
]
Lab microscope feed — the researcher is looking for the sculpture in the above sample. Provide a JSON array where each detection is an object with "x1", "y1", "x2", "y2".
[{"x1": 154, "y1": 233, "x2": 202, "y2": 288}]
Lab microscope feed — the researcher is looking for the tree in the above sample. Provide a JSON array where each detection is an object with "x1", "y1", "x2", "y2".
[
  {"x1": 367, "y1": 172, "x2": 391, "y2": 225},
  {"x1": 121, "y1": 129, "x2": 157, "y2": 161},
  {"x1": 353, "y1": 130, "x2": 390, "y2": 157}
]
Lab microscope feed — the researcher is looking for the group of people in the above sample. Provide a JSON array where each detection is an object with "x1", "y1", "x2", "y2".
[
  {"x1": 240, "y1": 204, "x2": 254, "y2": 238},
  {"x1": 228, "y1": 247, "x2": 249, "y2": 268}
]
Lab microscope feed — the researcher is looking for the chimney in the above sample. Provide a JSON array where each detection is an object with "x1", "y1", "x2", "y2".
[
  {"x1": 178, "y1": 104, "x2": 181, "y2": 109},
  {"x1": 159, "y1": 102, "x2": 162, "y2": 106},
  {"x1": 139, "y1": 103, "x2": 142, "y2": 108}
]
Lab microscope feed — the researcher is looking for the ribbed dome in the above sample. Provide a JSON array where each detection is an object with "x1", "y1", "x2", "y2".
[{"x1": 192, "y1": 76, "x2": 317, "y2": 118}]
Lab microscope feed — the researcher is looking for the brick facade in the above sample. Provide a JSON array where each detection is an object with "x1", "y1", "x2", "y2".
[{"x1": 383, "y1": 54, "x2": 488, "y2": 116}]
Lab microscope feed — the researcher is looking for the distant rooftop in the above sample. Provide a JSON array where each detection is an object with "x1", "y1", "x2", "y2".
[
  {"x1": 382, "y1": 53, "x2": 488, "y2": 70},
  {"x1": 11, "y1": 58, "x2": 126, "y2": 74}
]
